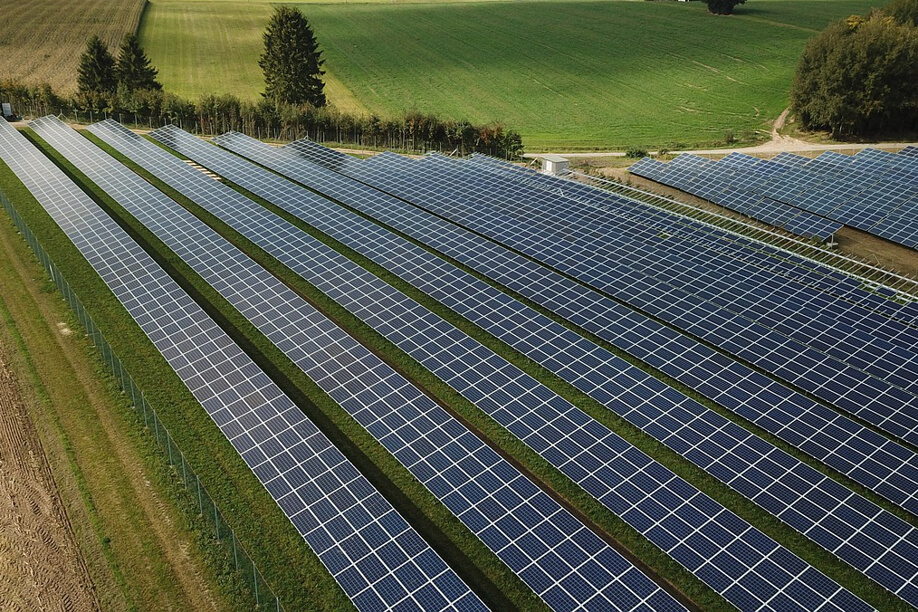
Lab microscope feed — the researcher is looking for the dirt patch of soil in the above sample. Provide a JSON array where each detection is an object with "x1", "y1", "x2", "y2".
[{"x1": 0, "y1": 344, "x2": 99, "y2": 611}]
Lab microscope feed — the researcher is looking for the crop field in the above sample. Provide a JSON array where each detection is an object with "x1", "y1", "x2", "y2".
[
  {"x1": 137, "y1": 0, "x2": 879, "y2": 150},
  {"x1": 0, "y1": 0, "x2": 145, "y2": 93}
]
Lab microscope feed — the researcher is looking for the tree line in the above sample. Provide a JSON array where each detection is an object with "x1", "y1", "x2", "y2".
[
  {"x1": 3, "y1": 6, "x2": 524, "y2": 159},
  {"x1": 791, "y1": 0, "x2": 918, "y2": 138}
]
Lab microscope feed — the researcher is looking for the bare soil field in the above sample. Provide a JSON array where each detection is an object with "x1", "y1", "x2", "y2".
[
  {"x1": 0, "y1": 342, "x2": 98, "y2": 611},
  {"x1": 0, "y1": 0, "x2": 146, "y2": 93}
]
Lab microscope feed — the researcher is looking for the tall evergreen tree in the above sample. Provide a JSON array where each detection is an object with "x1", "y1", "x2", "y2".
[
  {"x1": 77, "y1": 36, "x2": 117, "y2": 96},
  {"x1": 116, "y1": 34, "x2": 162, "y2": 92},
  {"x1": 259, "y1": 6, "x2": 326, "y2": 108}
]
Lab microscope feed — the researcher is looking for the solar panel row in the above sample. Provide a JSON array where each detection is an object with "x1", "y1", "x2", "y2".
[
  {"x1": 324, "y1": 152, "x2": 918, "y2": 455},
  {"x1": 204, "y1": 134, "x2": 918, "y2": 606},
  {"x1": 469, "y1": 154, "x2": 917, "y2": 323},
  {"x1": 1, "y1": 116, "x2": 486, "y2": 612},
  {"x1": 32, "y1": 116, "x2": 684, "y2": 612},
  {"x1": 136, "y1": 123, "x2": 875, "y2": 612},
  {"x1": 466, "y1": 154, "x2": 918, "y2": 334},
  {"x1": 639, "y1": 149, "x2": 918, "y2": 249},
  {"x1": 631, "y1": 155, "x2": 845, "y2": 242}
]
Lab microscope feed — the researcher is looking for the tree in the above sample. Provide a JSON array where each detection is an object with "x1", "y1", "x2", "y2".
[
  {"x1": 885, "y1": 0, "x2": 918, "y2": 27},
  {"x1": 115, "y1": 34, "x2": 162, "y2": 92},
  {"x1": 77, "y1": 36, "x2": 117, "y2": 96},
  {"x1": 704, "y1": 0, "x2": 746, "y2": 15},
  {"x1": 259, "y1": 6, "x2": 326, "y2": 108},
  {"x1": 791, "y1": 10, "x2": 918, "y2": 137}
]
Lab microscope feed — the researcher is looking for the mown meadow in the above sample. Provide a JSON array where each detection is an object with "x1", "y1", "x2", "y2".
[{"x1": 138, "y1": 0, "x2": 879, "y2": 149}]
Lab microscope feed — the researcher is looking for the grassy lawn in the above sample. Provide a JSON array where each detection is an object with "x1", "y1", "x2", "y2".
[{"x1": 138, "y1": 0, "x2": 879, "y2": 150}]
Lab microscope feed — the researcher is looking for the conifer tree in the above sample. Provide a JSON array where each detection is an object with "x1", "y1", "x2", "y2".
[
  {"x1": 77, "y1": 36, "x2": 117, "y2": 95},
  {"x1": 115, "y1": 34, "x2": 162, "y2": 92},
  {"x1": 259, "y1": 6, "x2": 326, "y2": 107}
]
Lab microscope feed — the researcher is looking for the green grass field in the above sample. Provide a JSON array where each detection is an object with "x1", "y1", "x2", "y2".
[{"x1": 138, "y1": 0, "x2": 880, "y2": 150}]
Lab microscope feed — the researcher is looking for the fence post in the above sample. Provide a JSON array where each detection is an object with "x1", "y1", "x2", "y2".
[{"x1": 254, "y1": 564, "x2": 260, "y2": 605}]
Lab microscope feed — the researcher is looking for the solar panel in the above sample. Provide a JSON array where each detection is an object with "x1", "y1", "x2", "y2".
[
  {"x1": 770, "y1": 152, "x2": 810, "y2": 167},
  {"x1": 473, "y1": 154, "x2": 918, "y2": 331},
  {"x1": 38, "y1": 117, "x2": 686, "y2": 612},
  {"x1": 717, "y1": 152, "x2": 761, "y2": 169},
  {"x1": 205, "y1": 132, "x2": 918, "y2": 608},
  {"x1": 655, "y1": 150, "x2": 918, "y2": 249},
  {"x1": 631, "y1": 157, "x2": 842, "y2": 240},
  {"x1": 802, "y1": 151, "x2": 853, "y2": 175},
  {"x1": 627, "y1": 157, "x2": 668, "y2": 182},
  {"x1": 2, "y1": 117, "x2": 486, "y2": 612},
  {"x1": 128, "y1": 123, "x2": 885, "y2": 612},
  {"x1": 900, "y1": 146, "x2": 918, "y2": 158}
]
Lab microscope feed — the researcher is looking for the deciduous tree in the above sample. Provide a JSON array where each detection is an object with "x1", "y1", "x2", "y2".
[
  {"x1": 885, "y1": 0, "x2": 918, "y2": 27},
  {"x1": 791, "y1": 10, "x2": 918, "y2": 137},
  {"x1": 259, "y1": 6, "x2": 326, "y2": 108},
  {"x1": 704, "y1": 0, "x2": 746, "y2": 15}
]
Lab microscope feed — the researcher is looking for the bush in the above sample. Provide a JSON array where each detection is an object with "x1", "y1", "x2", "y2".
[
  {"x1": 0, "y1": 79, "x2": 526, "y2": 159},
  {"x1": 625, "y1": 146, "x2": 649, "y2": 158}
]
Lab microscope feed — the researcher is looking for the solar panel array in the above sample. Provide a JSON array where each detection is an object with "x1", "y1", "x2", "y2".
[
  {"x1": 627, "y1": 156, "x2": 842, "y2": 240},
  {"x1": 460, "y1": 157, "x2": 918, "y2": 394},
  {"x1": 476, "y1": 152, "x2": 918, "y2": 330},
  {"x1": 12, "y1": 112, "x2": 918, "y2": 609},
  {"x1": 261, "y1": 138, "x2": 918, "y2": 606},
  {"x1": 32, "y1": 117, "x2": 693, "y2": 612},
  {"x1": 632, "y1": 149, "x2": 918, "y2": 248},
  {"x1": 219, "y1": 132, "x2": 918, "y2": 524},
  {"x1": 307, "y1": 149, "x2": 918, "y2": 456},
  {"x1": 214, "y1": 134, "x2": 918, "y2": 607},
  {"x1": 134, "y1": 123, "x2": 881, "y2": 612},
  {"x1": 2, "y1": 116, "x2": 485, "y2": 612}
]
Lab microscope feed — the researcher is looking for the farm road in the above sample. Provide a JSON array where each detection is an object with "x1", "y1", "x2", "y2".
[{"x1": 527, "y1": 110, "x2": 918, "y2": 158}]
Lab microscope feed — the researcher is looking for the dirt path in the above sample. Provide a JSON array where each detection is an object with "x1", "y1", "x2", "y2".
[
  {"x1": 526, "y1": 109, "x2": 918, "y2": 158},
  {"x1": 0, "y1": 210, "x2": 224, "y2": 611},
  {"x1": 0, "y1": 342, "x2": 98, "y2": 612}
]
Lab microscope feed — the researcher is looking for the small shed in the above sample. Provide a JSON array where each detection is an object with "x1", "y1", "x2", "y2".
[{"x1": 540, "y1": 154, "x2": 569, "y2": 175}]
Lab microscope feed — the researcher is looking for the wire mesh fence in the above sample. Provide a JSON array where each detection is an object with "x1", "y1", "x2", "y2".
[{"x1": 0, "y1": 185, "x2": 282, "y2": 610}]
